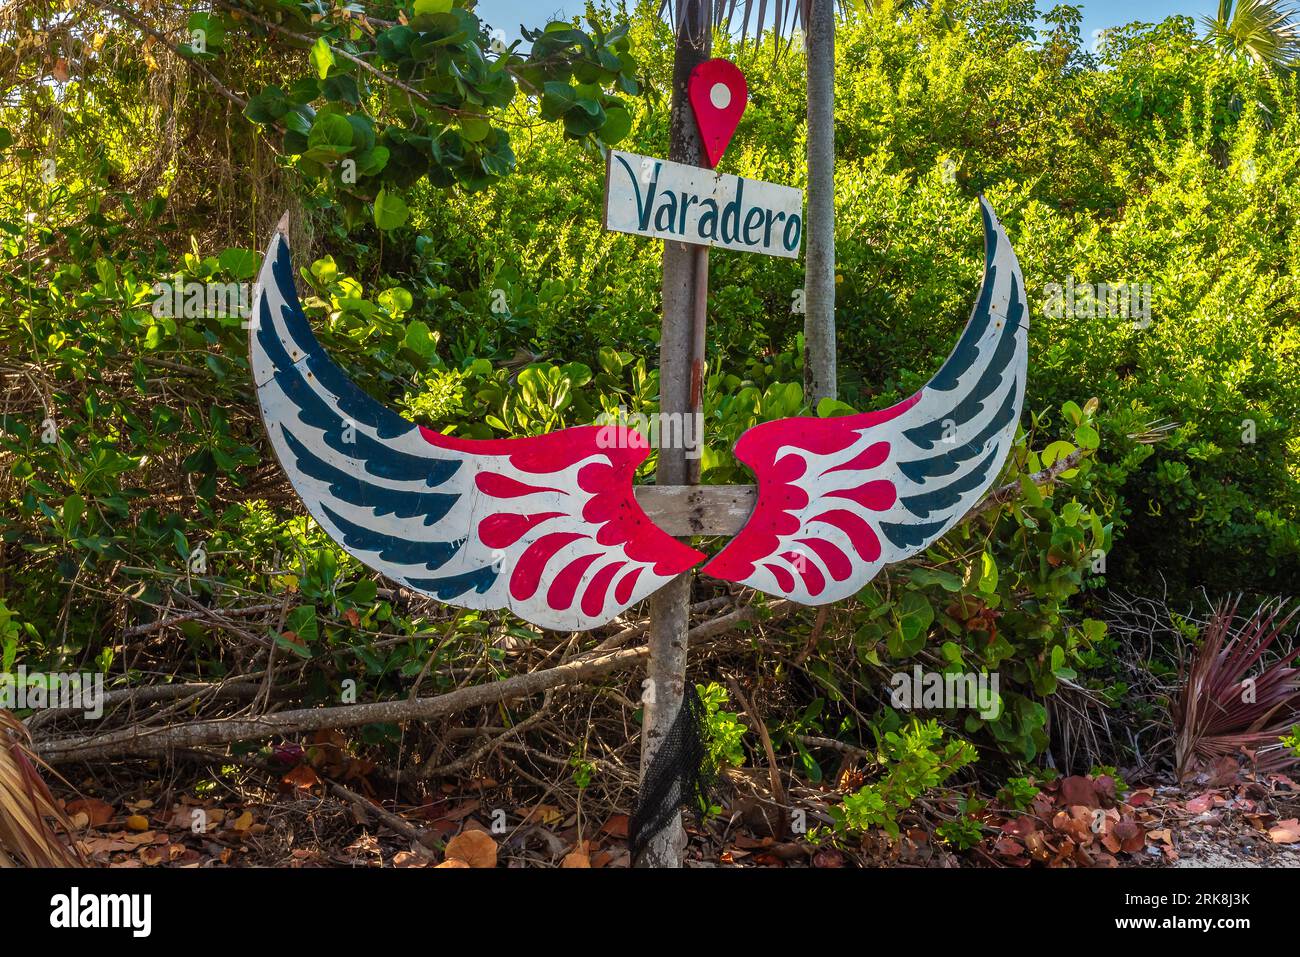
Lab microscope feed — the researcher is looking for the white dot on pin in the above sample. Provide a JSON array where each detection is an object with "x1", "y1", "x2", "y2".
[{"x1": 709, "y1": 82, "x2": 731, "y2": 110}]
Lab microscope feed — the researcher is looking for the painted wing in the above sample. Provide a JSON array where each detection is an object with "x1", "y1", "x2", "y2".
[
  {"x1": 249, "y1": 231, "x2": 704, "y2": 631},
  {"x1": 703, "y1": 198, "x2": 1028, "y2": 604}
]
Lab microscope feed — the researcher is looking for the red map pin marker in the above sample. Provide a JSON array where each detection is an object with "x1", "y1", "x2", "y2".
[{"x1": 688, "y1": 59, "x2": 748, "y2": 169}]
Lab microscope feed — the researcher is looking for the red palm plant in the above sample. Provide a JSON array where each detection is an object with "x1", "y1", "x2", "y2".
[{"x1": 1173, "y1": 600, "x2": 1300, "y2": 779}]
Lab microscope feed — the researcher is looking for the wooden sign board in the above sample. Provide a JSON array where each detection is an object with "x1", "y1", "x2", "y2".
[{"x1": 603, "y1": 149, "x2": 803, "y2": 259}]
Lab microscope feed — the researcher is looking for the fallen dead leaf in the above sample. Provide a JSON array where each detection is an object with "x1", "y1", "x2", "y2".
[
  {"x1": 1185, "y1": 793, "x2": 1214, "y2": 814},
  {"x1": 1001, "y1": 817, "x2": 1038, "y2": 839},
  {"x1": 83, "y1": 837, "x2": 134, "y2": 855},
  {"x1": 518, "y1": 804, "x2": 564, "y2": 826},
  {"x1": 435, "y1": 858, "x2": 470, "y2": 868},
  {"x1": 812, "y1": 847, "x2": 845, "y2": 868},
  {"x1": 444, "y1": 829, "x2": 497, "y2": 868},
  {"x1": 66, "y1": 798, "x2": 115, "y2": 828},
  {"x1": 1268, "y1": 819, "x2": 1300, "y2": 844},
  {"x1": 1060, "y1": 776, "x2": 1100, "y2": 809},
  {"x1": 993, "y1": 837, "x2": 1024, "y2": 857},
  {"x1": 1115, "y1": 817, "x2": 1145, "y2": 853},
  {"x1": 125, "y1": 814, "x2": 151, "y2": 832},
  {"x1": 601, "y1": 814, "x2": 629, "y2": 838},
  {"x1": 281, "y1": 765, "x2": 321, "y2": 790},
  {"x1": 561, "y1": 849, "x2": 591, "y2": 868}
]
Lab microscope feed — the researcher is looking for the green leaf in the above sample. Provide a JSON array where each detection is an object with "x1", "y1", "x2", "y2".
[
  {"x1": 353, "y1": 146, "x2": 390, "y2": 177},
  {"x1": 62, "y1": 494, "x2": 85, "y2": 532},
  {"x1": 817, "y1": 397, "x2": 858, "y2": 417},
  {"x1": 244, "y1": 86, "x2": 289, "y2": 125},
  {"x1": 373, "y1": 188, "x2": 409, "y2": 230},
  {"x1": 1042, "y1": 440, "x2": 1076, "y2": 467},
  {"x1": 600, "y1": 106, "x2": 632, "y2": 145},
  {"x1": 403, "y1": 319, "x2": 438, "y2": 357},
  {"x1": 310, "y1": 256, "x2": 338, "y2": 285},
  {"x1": 459, "y1": 117, "x2": 491, "y2": 142},
  {"x1": 217, "y1": 247, "x2": 258, "y2": 279},
  {"x1": 909, "y1": 567, "x2": 964, "y2": 592},
  {"x1": 349, "y1": 579, "x2": 378, "y2": 605},
  {"x1": 285, "y1": 605, "x2": 319, "y2": 644},
  {"x1": 893, "y1": 591, "x2": 934, "y2": 654},
  {"x1": 309, "y1": 37, "x2": 335, "y2": 79},
  {"x1": 596, "y1": 346, "x2": 623, "y2": 375},
  {"x1": 306, "y1": 112, "x2": 354, "y2": 158},
  {"x1": 413, "y1": 0, "x2": 453, "y2": 14},
  {"x1": 1018, "y1": 473, "x2": 1044, "y2": 507},
  {"x1": 379, "y1": 287, "x2": 414, "y2": 314},
  {"x1": 540, "y1": 81, "x2": 577, "y2": 118},
  {"x1": 1074, "y1": 423, "x2": 1100, "y2": 450},
  {"x1": 978, "y1": 551, "x2": 999, "y2": 594}
]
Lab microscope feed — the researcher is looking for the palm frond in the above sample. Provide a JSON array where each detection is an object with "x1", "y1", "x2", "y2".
[
  {"x1": 657, "y1": 0, "x2": 811, "y2": 45},
  {"x1": 1202, "y1": 0, "x2": 1300, "y2": 69},
  {"x1": 0, "y1": 710, "x2": 83, "y2": 868},
  {"x1": 1173, "y1": 599, "x2": 1300, "y2": 779}
]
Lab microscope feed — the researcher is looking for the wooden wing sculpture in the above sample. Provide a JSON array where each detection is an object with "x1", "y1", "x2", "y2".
[
  {"x1": 249, "y1": 229, "x2": 704, "y2": 631},
  {"x1": 702, "y1": 198, "x2": 1029, "y2": 604},
  {"x1": 251, "y1": 198, "x2": 1028, "y2": 626}
]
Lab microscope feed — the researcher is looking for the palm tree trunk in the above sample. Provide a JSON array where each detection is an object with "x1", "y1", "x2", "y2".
[{"x1": 803, "y1": 0, "x2": 837, "y2": 404}]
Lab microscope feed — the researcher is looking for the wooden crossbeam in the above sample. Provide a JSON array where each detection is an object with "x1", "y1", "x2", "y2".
[{"x1": 633, "y1": 484, "x2": 757, "y2": 537}]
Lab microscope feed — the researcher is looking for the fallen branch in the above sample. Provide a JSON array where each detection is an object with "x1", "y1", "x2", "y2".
[
  {"x1": 328, "y1": 781, "x2": 442, "y2": 852},
  {"x1": 36, "y1": 599, "x2": 804, "y2": 765},
  {"x1": 37, "y1": 645, "x2": 649, "y2": 764},
  {"x1": 23, "y1": 681, "x2": 262, "y2": 732}
]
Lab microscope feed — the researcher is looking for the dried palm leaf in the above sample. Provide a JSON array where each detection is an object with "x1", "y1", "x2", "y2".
[
  {"x1": 1173, "y1": 599, "x2": 1300, "y2": 779},
  {"x1": 0, "y1": 710, "x2": 83, "y2": 867}
]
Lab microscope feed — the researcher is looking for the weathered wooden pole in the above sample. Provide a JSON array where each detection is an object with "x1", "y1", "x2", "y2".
[
  {"x1": 637, "y1": 0, "x2": 712, "y2": 868},
  {"x1": 803, "y1": 0, "x2": 837, "y2": 403}
]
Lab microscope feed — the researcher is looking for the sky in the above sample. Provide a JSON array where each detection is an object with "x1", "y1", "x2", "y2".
[{"x1": 473, "y1": 1, "x2": 1223, "y2": 46}]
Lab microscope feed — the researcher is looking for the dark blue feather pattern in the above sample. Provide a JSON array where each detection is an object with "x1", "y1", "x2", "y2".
[{"x1": 252, "y1": 235, "x2": 496, "y2": 596}]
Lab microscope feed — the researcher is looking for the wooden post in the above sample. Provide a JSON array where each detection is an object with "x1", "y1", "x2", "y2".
[{"x1": 638, "y1": 0, "x2": 711, "y2": 868}]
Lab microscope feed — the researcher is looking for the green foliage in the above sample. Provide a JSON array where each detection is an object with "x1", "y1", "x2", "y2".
[
  {"x1": 835, "y1": 719, "x2": 977, "y2": 838},
  {"x1": 231, "y1": 2, "x2": 641, "y2": 228},
  {"x1": 995, "y1": 776, "x2": 1042, "y2": 811},
  {"x1": 1090, "y1": 764, "x2": 1130, "y2": 797},
  {"x1": 1282, "y1": 724, "x2": 1300, "y2": 757},
  {"x1": 698, "y1": 682, "x2": 749, "y2": 773},
  {"x1": 936, "y1": 814, "x2": 984, "y2": 850},
  {"x1": 1202, "y1": 0, "x2": 1300, "y2": 68}
]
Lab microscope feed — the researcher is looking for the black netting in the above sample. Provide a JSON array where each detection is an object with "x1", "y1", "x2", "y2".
[{"x1": 629, "y1": 681, "x2": 713, "y2": 864}]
